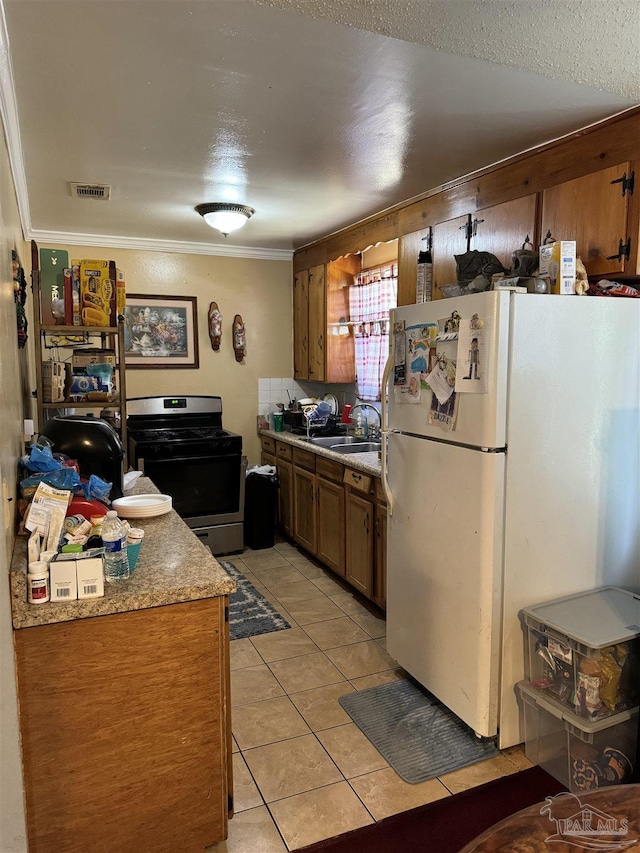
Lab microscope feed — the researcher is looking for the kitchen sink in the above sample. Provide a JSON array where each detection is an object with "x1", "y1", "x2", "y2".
[
  {"x1": 332, "y1": 441, "x2": 381, "y2": 454},
  {"x1": 302, "y1": 435, "x2": 381, "y2": 453}
]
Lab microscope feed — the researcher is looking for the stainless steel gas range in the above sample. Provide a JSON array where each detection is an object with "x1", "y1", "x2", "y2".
[{"x1": 126, "y1": 395, "x2": 246, "y2": 555}]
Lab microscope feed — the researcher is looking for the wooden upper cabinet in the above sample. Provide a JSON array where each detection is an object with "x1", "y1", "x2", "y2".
[
  {"x1": 432, "y1": 214, "x2": 470, "y2": 298},
  {"x1": 397, "y1": 227, "x2": 431, "y2": 306},
  {"x1": 326, "y1": 255, "x2": 359, "y2": 384},
  {"x1": 307, "y1": 264, "x2": 326, "y2": 381},
  {"x1": 471, "y1": 194, "x2": 537, "y2": 269},
  {"x1": 541, "y1": 163, "x2": 632, "y2": 278},
  {"x1": 293, "y1": 268, "x2": 309, "y2": 380}
]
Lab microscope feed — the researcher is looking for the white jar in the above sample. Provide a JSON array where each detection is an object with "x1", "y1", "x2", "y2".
[{"x1": 27, "y1": 561, "x2": 50, "y2": 604}]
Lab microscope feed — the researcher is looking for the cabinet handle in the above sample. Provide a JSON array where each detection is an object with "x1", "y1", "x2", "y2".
[
  {"x1": 352, "y1": 473, "x2": 361, "y2": 482},
  {"x1": 309, "y1": 484, "x2": 314, "y2": 501},
  {"x1": 364, "y1": 513, "x2": 369, "y2": 534},
  {"x1": 610, "y1": 171, "x2": 634, "y2": 198},
  {"x1": 606, "y1": 238, "x2": 631, "y2": 262},
  {"x1": 317, "y1": 334, "x2": 323, "y2": 350}
]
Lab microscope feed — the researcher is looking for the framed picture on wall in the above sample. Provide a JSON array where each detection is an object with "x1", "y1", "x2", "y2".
[{"x1": 123, "y1": 295, "x2": 199, "y2": 368}]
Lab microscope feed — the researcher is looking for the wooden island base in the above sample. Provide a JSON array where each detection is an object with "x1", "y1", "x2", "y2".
[{"x1": 15, "y1": 596, "x2": 231, "y2": 853}]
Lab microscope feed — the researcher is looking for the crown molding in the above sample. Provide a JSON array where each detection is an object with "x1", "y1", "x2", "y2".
[{"x1": 27, "y1": 228, "x2": 293, "y2": 261}]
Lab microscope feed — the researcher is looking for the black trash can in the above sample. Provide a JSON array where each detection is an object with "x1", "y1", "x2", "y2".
[{"x1": 244, "y1": 471, "x2": 279, "y2": 550}]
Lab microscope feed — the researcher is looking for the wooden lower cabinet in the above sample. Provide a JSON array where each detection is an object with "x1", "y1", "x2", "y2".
[
  {"x1": 276, "y1": 458, "x2": 294, "y2": 537},
  {"x1": 374, "y1": 502, "x2": 387, "y2": 608},
  {"x1": 293, "y1": 464, "x2": 317, "y2": 553},
  {"x1": 316, "y1": 476, "x2": 346, "y2": 576},
  {"x1": 15, "y1": 597, "x2": 231, "y2": 853},
  {"x1": 345, "y1": 490, "x2": 374, "y2": 597}
]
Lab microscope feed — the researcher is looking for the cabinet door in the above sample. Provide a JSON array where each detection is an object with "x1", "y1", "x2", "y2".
[
  {"x1": 326, "y1": 256, "x2": 359, "y2": 384},
  {"x1": 317, "y1": 476, "x2": 345, "y2": 576},
  {"x1": 397, "y1": 227, "x2": 431, "y2": 307},
  {"x1": 276, "y1": 458, "x2": 293, "y2": 538},
  {"x1": 432, "y1": 214, "x2": 470, "y2": 298},
  {"x1": 374, "y1": 503, "x2": 387, "y2": 609},
  {"x1": 541, "y1": 163, "x2": 631, "y2": 278},
  {"x1": 293, "y1": 466, "x2": 317, "y2": 554},
  {"x1": 345, "y1": 491, "x2": 374, "y2": 597},
  {"x1": 471, "y1": 195, "x2": 537, "y2": 270},
  {"x1": 293, "y1": 269, "x2": 309, "y2": 379},
  {"x1": 307, "y1": 264, "x2": 326, "y2": 381}
]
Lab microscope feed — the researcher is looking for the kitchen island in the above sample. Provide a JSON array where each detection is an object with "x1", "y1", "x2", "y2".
[{"x1": 9, "y1": 477, "x2": 235, "y2": 853}]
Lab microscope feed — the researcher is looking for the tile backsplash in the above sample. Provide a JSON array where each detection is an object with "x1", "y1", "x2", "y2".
[{"x1": 258, "y1": 378, "x2": 364, "y2": 419}]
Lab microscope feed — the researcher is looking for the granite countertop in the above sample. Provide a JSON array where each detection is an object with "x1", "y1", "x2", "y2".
[
  {"x1": 11, "y1": 476, "x2": 235, "y2": 630},
  {"x1": 260, "y1": 429, "x2": 382, "y2": 477}
]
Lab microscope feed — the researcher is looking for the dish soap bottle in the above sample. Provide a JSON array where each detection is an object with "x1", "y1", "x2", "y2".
[{"x1": 354, "y1": 413, "x2": 364, "y2": 438}]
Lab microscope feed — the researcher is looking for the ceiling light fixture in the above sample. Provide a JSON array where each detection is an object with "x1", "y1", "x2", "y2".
[{"x1": 195, "y1": 202, "x2": 255, "y2": 236}]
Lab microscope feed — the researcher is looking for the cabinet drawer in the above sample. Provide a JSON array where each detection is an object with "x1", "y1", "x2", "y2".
[
  {"x1": 343, "y1": 468, "x2": 372, "y2": 494},
  {"x1": 261, "y1": 435, "x2": 276, "y2": 454},
  {"x1": 275, "y1": 441, "x2": 293, "y2": 461},
  {"x1": 316, "y1": 456, "x2": 343, "y2": 483},
  {"x1": 375, "y1": 477, "x2": 387, "y2": 506},
  {"x1": 292, "y1": 446, "x2": 316, "y2": 471}
]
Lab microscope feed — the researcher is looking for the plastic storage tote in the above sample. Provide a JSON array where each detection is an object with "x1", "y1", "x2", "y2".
[
  {"x1": 517, "y1": 680, "x2": 637, "y2": 791},
  {"x1": 244, "y1": 470, "x2": 279, "y2": 550},
  {"x1": 521, "y1": 586, "x2": 640, "y2": 721}
]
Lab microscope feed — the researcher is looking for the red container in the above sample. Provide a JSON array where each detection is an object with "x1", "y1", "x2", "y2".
[{"x1": 341, "y1": 404, "x2": 353, "y2": 424}]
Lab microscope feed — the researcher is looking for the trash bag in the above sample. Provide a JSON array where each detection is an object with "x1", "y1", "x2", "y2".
[{"x1": 455, "y1": 251, "x2": 509, "y2": 288}]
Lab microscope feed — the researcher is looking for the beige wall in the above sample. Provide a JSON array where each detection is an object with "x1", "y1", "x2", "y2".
[
  {"x1": 42, "y1": 245, "x2": 293, "y2": 465},
  {"x1": 0, "y1": 119, "x2": 29, "y2": 849}
]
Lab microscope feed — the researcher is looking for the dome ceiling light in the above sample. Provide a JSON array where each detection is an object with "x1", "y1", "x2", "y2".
[{"x1": 195, "y1": 202, "x2": 255, "y2": 237}]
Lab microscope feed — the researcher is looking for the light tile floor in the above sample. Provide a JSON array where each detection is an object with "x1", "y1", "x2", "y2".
[{"x1": 207, "y1": 541, "x2": 532, "y2": 852}]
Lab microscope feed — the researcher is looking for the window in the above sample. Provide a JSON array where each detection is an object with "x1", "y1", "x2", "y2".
[{"x1": 349, "y1": 263, "x2": 397, "y2": 401}]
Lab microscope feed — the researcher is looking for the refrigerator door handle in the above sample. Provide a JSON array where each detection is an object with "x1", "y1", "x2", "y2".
[{"x1": 381, "y1": 312, "x2": 395, "y2": 516}]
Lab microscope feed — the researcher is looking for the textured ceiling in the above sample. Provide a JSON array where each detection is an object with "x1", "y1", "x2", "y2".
[
  {"x1": 254, "y1": 0, "x2": 640, "y2": 99},
  {"x1": 2, "y1": 0, "x2": 638, "y2": 256}
]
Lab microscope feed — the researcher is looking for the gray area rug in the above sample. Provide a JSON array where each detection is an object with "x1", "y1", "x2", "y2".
[
  {"x1": 339, "y1": 678, "x2": 498, "y2": 784},
  {"x1": 220, "y1": 560, "x2": 291, "y2": 641}
]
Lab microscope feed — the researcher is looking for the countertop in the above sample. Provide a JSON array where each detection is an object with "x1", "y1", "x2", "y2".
[
  {"x1": 10, "y1": 476, "x2": 236, "y2": 629},
  {"x1": 260, "y1": 429, "x2": 382, "y2": 477}
]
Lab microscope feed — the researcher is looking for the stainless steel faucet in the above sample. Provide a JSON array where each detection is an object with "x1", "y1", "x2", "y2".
[{"x1": 350, "y1": 404, "x2": 381, "y2": 438}]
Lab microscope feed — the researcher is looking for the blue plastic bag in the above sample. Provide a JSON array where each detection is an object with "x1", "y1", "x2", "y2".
[
  {"x1": 83, "y1": 474, "x2": 112, "y2": 503},
  {"x1": 24, "y1": 443, "x2": 62, "y2": 473}
]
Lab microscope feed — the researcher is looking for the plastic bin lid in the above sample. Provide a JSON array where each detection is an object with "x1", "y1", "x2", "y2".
[
  {"x1": 520, "y1": 586, "x2": 640, "y2": 649},
  {"x1": 517, "y1": 681, "x2": 638, "y2": 733}
]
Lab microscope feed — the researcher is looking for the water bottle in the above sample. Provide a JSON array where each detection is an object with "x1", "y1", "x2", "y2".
[{"x1": 102, "y1": 510, "x2": 129, "y2": 582}]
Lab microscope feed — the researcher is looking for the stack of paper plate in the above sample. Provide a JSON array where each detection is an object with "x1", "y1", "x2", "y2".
[{"x1": 111, "y1": 494, "x2": 172, "y2": 519}]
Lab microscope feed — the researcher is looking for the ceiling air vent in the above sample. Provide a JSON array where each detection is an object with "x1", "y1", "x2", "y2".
[{"x1": 70, "y1": 182, "x2": 111, "y2": 200}]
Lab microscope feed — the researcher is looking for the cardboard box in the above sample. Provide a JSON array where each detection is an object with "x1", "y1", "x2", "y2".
[
  {"x1": 76, "y1": 557, "x2": 105, "y2": 599},
  {"x1": 39, "y1": 248, "x2": 69, "y2": 325},
  {"x1": 70, "y1": 262, "x2": 82, "y2": 326},
  {"x1": 49, "y1": 559, "x2": 78, "y2": 602},
  {"x1": 41, "y1": 361, "x2": 66, "y2": 402},
  {"x1": 79, "y1": 259, "x2": 116, "y2": 326},
  {"x1": 116, "y1": 269, "x2": 126, "y2": 318},
  {"x1": 539, "y1": 241, "x2": 576, "y2": 295},
  {"x1": 71, "y1": 350, "x2": 116, "y2": 367}
]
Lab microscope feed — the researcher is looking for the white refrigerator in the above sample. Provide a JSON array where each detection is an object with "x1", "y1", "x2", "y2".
[{"x1": 382, "y1": 290, "x2": 640, "y2": 748}]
